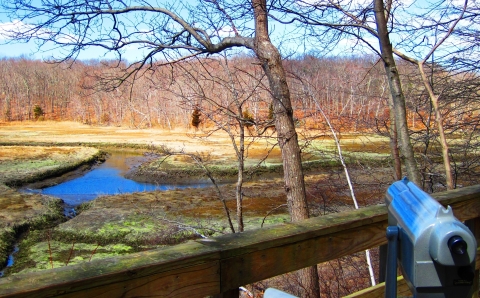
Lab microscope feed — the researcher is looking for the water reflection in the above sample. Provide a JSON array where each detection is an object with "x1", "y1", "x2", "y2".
[{"x1": 35, "y1": 152, "x2": 208, "y2": 206}]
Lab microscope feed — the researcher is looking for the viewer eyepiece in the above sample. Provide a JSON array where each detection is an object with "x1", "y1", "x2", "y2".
[{"x1": 448, "y1": 235, "x2": 468, "y2": 255}]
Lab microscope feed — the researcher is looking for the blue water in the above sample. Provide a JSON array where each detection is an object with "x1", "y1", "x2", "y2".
[
  {"x1": 35, "y1": 152, "x2": 208, "y2": 206},
  {"x1": 0, "y1": 245, "x2": 18, "y2": 277},
  {"x1": 2, "y1": 153, "x2": 209, "y2": 276}
]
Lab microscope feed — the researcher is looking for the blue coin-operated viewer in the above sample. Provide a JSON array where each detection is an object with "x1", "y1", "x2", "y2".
[{"x1": 385, "y1": 178, "x2": 477, "y2": 298}]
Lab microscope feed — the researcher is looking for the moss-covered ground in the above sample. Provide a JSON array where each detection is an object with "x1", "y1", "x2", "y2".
[{"x1": 0, "y1": 144, "x2": 103, "y2": 275}]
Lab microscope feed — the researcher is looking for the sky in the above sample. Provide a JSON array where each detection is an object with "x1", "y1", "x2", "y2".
[
  {"x1": 0, "y1": 20, "x2": 46, "y2": 59},
  {"x1": 0, "y1": 19, "x2": 140, "y2": 61},
  {"x1": 0, "y1": 13, "x2": 160, "y2": 61},
  {"x1": 0, "y1": 1, "x2": 474, "y2": 63},
  {"x1": 0, "y1": 2, "x2": 362, "y2": 62},
  {"x1": 0, "y1": 39, "x2": 135, "y2": 61}
]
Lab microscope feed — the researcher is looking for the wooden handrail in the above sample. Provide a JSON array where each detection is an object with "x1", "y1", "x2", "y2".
[{"x1": 0, "y1": 185, "x2": 479, "y2": 298}]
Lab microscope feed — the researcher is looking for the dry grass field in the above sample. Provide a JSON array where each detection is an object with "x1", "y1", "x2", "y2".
[{"x1": 0, "y1": 121, "x2": 282, "y2": 160}]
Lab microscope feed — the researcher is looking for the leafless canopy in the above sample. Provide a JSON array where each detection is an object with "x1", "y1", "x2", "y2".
[{"x1": 1, "y1": 0, "x2": 259, "y2": 91}]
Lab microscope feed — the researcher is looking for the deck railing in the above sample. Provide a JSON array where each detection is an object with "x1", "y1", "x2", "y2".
[{"x1": 0, "y1": 185, "x2": 479, "y2": 298}]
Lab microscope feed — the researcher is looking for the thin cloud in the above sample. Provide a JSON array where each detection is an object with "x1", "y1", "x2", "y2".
[
  {"x1": 217, "y1": 26, "x2": 236, "y2": 37},
  {"x1": 0, "y1": 20, "x2": 27, "y2": 40},
  {"x1": 0, "y1": 19, "x2": 53, "y2": 41},
  {"x1": 0, "y1": 19, "x2": 77, "y2": 44}
]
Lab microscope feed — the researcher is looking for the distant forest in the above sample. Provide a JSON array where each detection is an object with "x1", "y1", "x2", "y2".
[{"x1": 0, "y1": 55, "x2": 478, "y2": 135}]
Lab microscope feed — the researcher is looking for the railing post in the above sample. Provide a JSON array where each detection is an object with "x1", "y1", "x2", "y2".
[
  {"x1": 385, "y1": 226, "x2": 399, "y2": 298},
  {"x1": 473, "y1": 268, "x2": 479, "y2": 298}
]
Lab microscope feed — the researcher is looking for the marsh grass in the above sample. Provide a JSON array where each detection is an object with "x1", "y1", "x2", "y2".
[
  {"x1": 1, "y1": 123, "x2": 471, "y2": 279},
  {"x1": 0, "y1": 196, "x2": 65, "y2": 275},
  {"x1": 5, "y1": 229, "x2": 137, "y2": 275},
  {"x1": 0, "y1": 144, "x2": 102, "y2": 275},
  {"x1": 0, "y1": 137, "x2": 391, "y2": 277},
  {"x1": 0, "y1": 146, "x2": 105, "y2": 187}
]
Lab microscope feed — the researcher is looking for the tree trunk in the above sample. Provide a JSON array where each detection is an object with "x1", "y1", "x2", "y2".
[
  {"x1": 236, "y1": 117, "x2": 245, "y2": 232},
  {"x1": 251, "y1": 1, "x2": 320, "y2": 297},
  {"x1": 374, "y1": 0, "x2": 422, "y2": 186},
  {"x1": 417, "y1": 64, "x2": 455, "y2": 189},
  {"x1": 386, "y1": 93, "x2": 402, "y2": 180}
]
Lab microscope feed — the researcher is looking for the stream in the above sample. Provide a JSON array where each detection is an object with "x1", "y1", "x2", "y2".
[
  {"x1": 0, "y1": 246, "x2": 18, "y2": 277},
  {"x1": 26, "y1": 151, "x2": 209, "y2": 209},
  {"x1": 1, "y1": 151, "x2": 209, "y2": 276}
]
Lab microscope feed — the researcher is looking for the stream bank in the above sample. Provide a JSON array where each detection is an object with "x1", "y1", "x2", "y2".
[
  {"x1": 0, "y1": 142, "x2": 391, "y2": 277},
  {"x1": 0, "y1": 144, "x2": 294, "y2": 276},
  {"x1": 0, "y1": 186, "x2": 65, "y2": 275},
  {"x1": 0, "y1": 146, "x2": 103, "y2": 275}
]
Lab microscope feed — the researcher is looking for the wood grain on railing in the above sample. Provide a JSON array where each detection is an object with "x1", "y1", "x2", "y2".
[{"x1": 0, "y1": 185, "x2": 479, "y2": 298}]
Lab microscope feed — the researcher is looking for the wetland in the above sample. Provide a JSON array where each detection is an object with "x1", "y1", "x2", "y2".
[{"x1": 0, "y1": 121, "x2": 397, "y2": 277}]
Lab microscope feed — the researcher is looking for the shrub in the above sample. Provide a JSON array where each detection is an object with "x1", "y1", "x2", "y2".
[
  {"x1": 33, "y1": 105, "x2": 44, "y2": 120},
  {"x1": 242, "y1": 109, "x2": 255, "y2": 127},
  {"x1": 191, "y1": 108, "x2": 201, "y2": 128},
  {"x1": 268, "y1": 102, "x2": 274, "y2": 120}
]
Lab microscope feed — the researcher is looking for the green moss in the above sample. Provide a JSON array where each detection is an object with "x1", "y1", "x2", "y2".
[
  {"x1": 0, "y1": 227, "x2": 16, "y2": 267},
  {"x1": 244, "y1": 214, "x2": 291, "y2": 229},
  {"x1": 3, "y1": 225, "x2": 138, "y2": 276},
  {"x1": 1, "y1": 147, "x2": 105, "y2": 187},
  {"x1": 75, "y1": 201, "x2": 94, "y2": 215},
  {"x1": 0, "y1": 195, "x2": 65, "y2": 272},
  {"x1": 52, "y1": 213, "x2": 200, "y2": 249},
  {"x1": 8, "y1": 240, "x2": 135, "y2": 275}
]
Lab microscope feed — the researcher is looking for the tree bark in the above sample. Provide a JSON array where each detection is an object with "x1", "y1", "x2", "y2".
[
  {"x1": 373, "y1": 0, "x2": 421, "y2": 185},
  {"x1": 386, "y1": 93, "x2": 402, "y2": 180},
  {"x1": 417, "y1": 64, "x2": 455, "y2": 189},
  {"x1": 235, "y1": 111, "x2": 245, "y2": 232},
  {"x1": 251, "y1": 0, "x2": 320, "y2": 297}
]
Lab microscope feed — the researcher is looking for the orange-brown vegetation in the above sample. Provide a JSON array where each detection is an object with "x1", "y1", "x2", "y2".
[
  {"x1": 0, "y1": 56, "x2": 388, "y2": 130},
  {"x1": 2, "y1": 56, "x2": 478, "y2": 141}
]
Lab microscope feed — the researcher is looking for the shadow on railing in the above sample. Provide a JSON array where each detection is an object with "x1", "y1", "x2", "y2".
[{"x1": 0, "y1": 185, "x2": 479, "y2": 298}]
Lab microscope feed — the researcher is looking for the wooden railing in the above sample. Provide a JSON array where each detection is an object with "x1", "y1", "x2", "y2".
[{"x1": 0, "y1": 185, "x2": 479, "y2": 298}]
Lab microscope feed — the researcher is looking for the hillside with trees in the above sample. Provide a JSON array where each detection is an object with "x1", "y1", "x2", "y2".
[{"x1": 1, "y1": 55, "x2": 464, "y2": 130}]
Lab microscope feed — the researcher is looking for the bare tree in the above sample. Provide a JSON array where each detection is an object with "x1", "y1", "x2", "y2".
[
  {"x1": 166, "y1": 55, "x2": 269, "y2": 233},
  {"x1": 272, "y1": 0, "x2": 480, "y2": 190},
  {"x1": 371, "y1": 0, "x2": 422, "y2": 185},
  {"x1": 288, "y1": 65, "x2": 379, "y2": 287},
  {"x1": 1, "y1": 0, "x2": 319, "y2": 295},
  {"x1": 388, "y1": 0, "x2": 468, "y2": 190},
  {"x1": 270, "y1": 0, "x2": 423, "y2": 185}
]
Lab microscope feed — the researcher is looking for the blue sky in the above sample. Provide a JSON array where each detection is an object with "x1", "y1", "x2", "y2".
[
  {"x1": 0, "y1": 3, "x2": 357, "y2": 62},
  {"x1": 0, "y1": 12, "x2": 160, "y2": 61},
  {"x1": 0, "y1": 39, "x2": 134, "y2": 61},
  {"x1": 0, "y1": 19, "x2": 46, "y2": 59},
  {"x1": 0, "y1": 20, "x2": 140, "y2": 61},
  {"x1": 0, "y1": 1, "x2": 473, "y2": 63}
]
